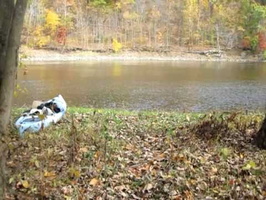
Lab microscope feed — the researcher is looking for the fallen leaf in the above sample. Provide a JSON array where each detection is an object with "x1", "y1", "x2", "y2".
[
  {"x1": 144, "y1": 183, "x2": 153, "y2": 191},
  {"x1": 125, "y1": 144, "x2": 135, "y2": 150},
  {"x1": 68, "y1": 168, "x2": 81, "y2": 178},
  {"x1": 89, "y1": 178, "x2": 99, "y2": 186},
  {"x1": 64, "y1": 195, "x2": 72, "y2": 200},
  {"x1": 38, "y1": 113, "x2": 46, "y2": 120},
  {"x1": 229, "y1": 179, "x2": 235, "y2": 185},
  {"x1": 44, "y1": 170, "x2": 56, "y2": 178},
  {"x1": 35, "y1": 160, "x2": 40, "y2": 168},
  {"x1": 9, "y1": 177, "x2": 15, "y2": 184},
  {"x1": 211, "y1": 167, "x2": 218, "y2": 174},
  {"x1": 62, "y1": 186, "x2": 73, "y2": 195},
  {"x1": 79, "y1": 147, "x2": 88, "y2": 153},
  {"x1": 21, "y1": 180, "x2": 30, "y2": 188}
]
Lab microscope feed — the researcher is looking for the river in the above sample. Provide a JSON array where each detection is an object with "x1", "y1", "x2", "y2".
[{"x1": 14, "y1": 61, "x2": 266, "y2": 112}]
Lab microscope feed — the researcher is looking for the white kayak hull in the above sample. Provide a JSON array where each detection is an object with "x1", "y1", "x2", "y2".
[{"x1": 15, "y1": 95, "x2": 67, "y2": 136}]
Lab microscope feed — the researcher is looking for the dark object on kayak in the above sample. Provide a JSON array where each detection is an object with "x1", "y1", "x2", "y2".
[{"x1": 15, "y1": 95, "x2": 67, "y2": 136}]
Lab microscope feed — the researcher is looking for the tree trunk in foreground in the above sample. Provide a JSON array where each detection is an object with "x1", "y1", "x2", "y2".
[
  {"x1": 0, "y1": 0, "x2": 28, "y2": 134},
  {"x1": 0, "y1": 0, "x2": 28, "y2": 198},
  {"x1": 254, "y1": 117, "x2": 266, "y2": 149},
  {"x1": 0, "y1": 140, "x2": 7, "y2": 200}
]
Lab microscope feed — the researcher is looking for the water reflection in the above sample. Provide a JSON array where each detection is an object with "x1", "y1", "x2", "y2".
[
  {"x1": 15, "y1": 61, "x2": 266, "y2": 111},
  {"x1": 112, "y1": 63, "x2": 122, "y2": 77}
]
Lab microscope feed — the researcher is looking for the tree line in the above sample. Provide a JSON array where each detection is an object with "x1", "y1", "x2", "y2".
[{"x1": 23, "y1": 0, "x2": 266, "y2": 54}]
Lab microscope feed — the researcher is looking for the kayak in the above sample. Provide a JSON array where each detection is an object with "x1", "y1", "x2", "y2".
[{"x1": 15, "y1": 94, "x2": 67, "y2": 136}]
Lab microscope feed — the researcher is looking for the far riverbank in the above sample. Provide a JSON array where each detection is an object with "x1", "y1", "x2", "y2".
[{"x1": 20, "y1": 46, "x2": 264, "y2": 62}]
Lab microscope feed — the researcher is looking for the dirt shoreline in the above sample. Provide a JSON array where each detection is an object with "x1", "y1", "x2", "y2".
[{"x1": 20, "y1": 47, "x2": 264, "y2": 62}]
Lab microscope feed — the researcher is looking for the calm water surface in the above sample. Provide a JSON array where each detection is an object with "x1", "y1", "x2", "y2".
[{"x1": 15, "y1": 61, "x2": 266, "y2": 112}]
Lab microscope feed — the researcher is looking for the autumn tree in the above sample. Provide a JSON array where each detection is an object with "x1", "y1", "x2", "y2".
[
  {"x1": 21, "y1": 0, "x2": 266, "y2": 52},
  {"x1": 0, "y1": 0, "x2": 28, "y2": 197}
]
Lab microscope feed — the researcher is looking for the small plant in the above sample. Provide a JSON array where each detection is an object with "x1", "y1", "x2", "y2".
[
  {"x1": 192, "y1": 112, "x2": 229, "y2": 140},
  {"x1": 220, "y1": 147, "x2": 231, "y2": 159}
]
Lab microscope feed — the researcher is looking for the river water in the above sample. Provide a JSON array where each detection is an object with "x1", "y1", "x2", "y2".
[{"x1": 14, "y1": 61, "x2": 266, "y2": 112}]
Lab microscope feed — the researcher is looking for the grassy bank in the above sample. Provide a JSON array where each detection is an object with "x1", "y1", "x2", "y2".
[{"x1": 6, "y1": 108, "x2": 266, "y2": 199}]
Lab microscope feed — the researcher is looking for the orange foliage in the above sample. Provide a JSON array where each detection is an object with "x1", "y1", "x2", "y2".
[
  {"x1": 241, "y1": 37, "x2": 251, "y2": 50},
  {"x1": 258, "y1": 32, "x2": 266, "y2": 51},
  {"x1": 56, "y1": 26, "x2": 67, "y2": 44}
]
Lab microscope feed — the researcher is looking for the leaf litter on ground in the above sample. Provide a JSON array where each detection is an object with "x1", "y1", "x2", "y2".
[{"x1": 4, "y1": 109, "x2": 266, "y2": 199}]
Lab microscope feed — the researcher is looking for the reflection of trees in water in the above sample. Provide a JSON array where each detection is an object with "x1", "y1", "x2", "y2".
[
  {"x1": 14, "y1": 62, "x2": 266, "y2": 110},
  {"x1": 112, "y1": 63, "x2": 122, "y2": 77}
]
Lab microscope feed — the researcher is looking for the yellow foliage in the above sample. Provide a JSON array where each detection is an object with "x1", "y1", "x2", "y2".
[
  {"x1": 116, "y1": 0, "x2": 135, "y2": 10},
  {"x1": 123, "y1": 11, "x2": 139, "y2": 20},
  {"x1": 125, "y1": 0, "x2": 135, "y2": 4},
  {"x1": 36, "y1": 36, "x2": 50, "y2": 48},
  {"x1": 14, "y1": 84, "x2": 27, "y2": 98},
  {"x1": 183, "y1": 0, "x2": 199, "y2": 19},
  {"x1": 34, "y1": 26, "x2": 44, "y2": 37},
  {"x1": 112, "y1": 38, "x2": 122, "y2": 53},
  {"x1": 33, "y1": 25, "x2": 50, "y2": 47},
  {"x1": 45, "y1": 9, "x2": 60, "y2": 32},
  {"x1": 115, "y1": 2, "x2": 122, "y2": 9}
]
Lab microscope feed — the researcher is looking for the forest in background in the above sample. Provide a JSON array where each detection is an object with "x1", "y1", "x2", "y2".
[{"x1": 23, "y1": 0, "x2": 266, "y2": 54}]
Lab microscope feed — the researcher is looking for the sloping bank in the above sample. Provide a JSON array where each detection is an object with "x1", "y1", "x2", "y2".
[{"x1": 7, "y1": 108, "x2": 266, "y2": 199}]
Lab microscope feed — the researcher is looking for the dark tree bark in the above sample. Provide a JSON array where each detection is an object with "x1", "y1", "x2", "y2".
[
  {"x1": 0, "y1": 0, "x2": 28, "y2": 198},
  {"x1": 0, "y1": 139, "x2": 7, "y2": 199},
  {"x1": 255, "y1": 117, "x2": 266, "y2": 149},
  {"x1": 0, "y1": 0, "x2": 28, "y2": 134}
]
